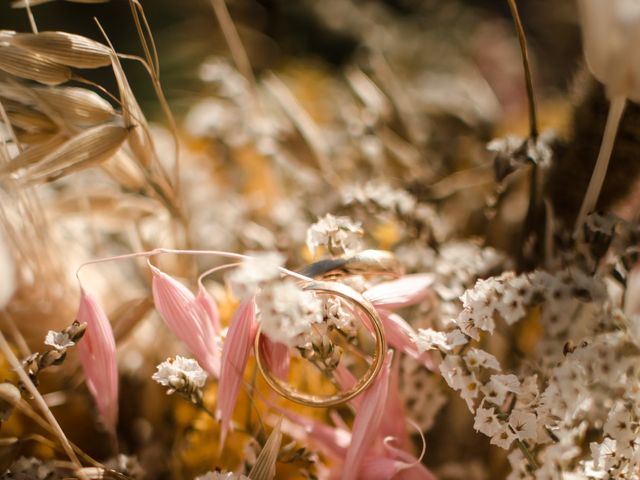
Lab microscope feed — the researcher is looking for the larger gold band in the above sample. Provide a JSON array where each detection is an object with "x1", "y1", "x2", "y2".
[{"x1": 254, "y1": 280, "x2": 386, "y2": 407}]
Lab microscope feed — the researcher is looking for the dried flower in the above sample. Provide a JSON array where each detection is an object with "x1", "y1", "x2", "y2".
[
  {"x1": 227, "y1": 252, "x2": 284, "y2": 299},
  {"x1": 217, "y1": 298, "x2": 257, "y2": 447},
  {"x1": 151, "y1": 266, "x2": 221, "y2": 377},
  {"x1": 152, "y1": 356, "x2": 207, "y2": 402},
  {"x1": 44, "y1": 330, "x2": 75, "y2": 351},
  {"x1": 257, "y1": 279, "x2": 322, "y2": 347},
  {"x1": 306, "y1": 214, "x2": 363, "y2": 257},
  {"x1": 342, "y1": 351, "x2": 393, "y2": 480},
  {"x1": 76, "y1": 289, "x2": 118, "y2": 436}
]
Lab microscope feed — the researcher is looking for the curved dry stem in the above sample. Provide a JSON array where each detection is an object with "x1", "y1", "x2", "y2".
[
  {"x1": 507, "y1": 0, "x2": 538, "y2": 139},
  {"x1": 0, "y1": 330, "x2": 81, "y2": 469},
  {"x1": 574, "y1": 95, "x2": 626, "y2": 237}
]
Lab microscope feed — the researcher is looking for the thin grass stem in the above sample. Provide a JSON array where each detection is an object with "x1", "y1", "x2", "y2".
[{"x1": 574, "y1": 95, "x2": 626, "y2": 237}]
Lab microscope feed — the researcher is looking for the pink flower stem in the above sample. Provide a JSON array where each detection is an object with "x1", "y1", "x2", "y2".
[{"x1": 76, "y1": 248, "x2": 313, "y2": 285}]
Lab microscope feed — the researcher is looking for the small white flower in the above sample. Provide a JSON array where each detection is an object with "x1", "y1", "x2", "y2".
[
  {"x1": 490, "y1": 424, "x2": 517, "y2": 450},
  {"x1": 604, "y1": 408, "x2": 637, "y2": 443},
  {"x1": 464, "y1": 348, "x2": 501, "y2": 371},
  {"x1": 474, "y1": 406, "x2": 502, "y2": 437},
  {"x1": 439, "y1": 355, "x2": 465, "y2": 390},
  {"x1": 446, "y1": 329, "x2": 468, "y2": 348},
  {"x1": 458, "y1": 372, "x2": 481, "y2": 411},
  {"x1": 455, "y1": 309, "x2": 480, "y2": 341},
  {"x1": 412, "y1": 328, "x2": 451, "y2": 353},
  {"x1": 258, "y1": 279, "x2": 323, "y2": 347},
  {"x1": 305, "y1": 214, "x2": 363, "y2": 256},
  {"x1": 152, "y1": 356, "x2": 207, "y2": 391},
  {"x1": 483, "y1": 374, "x2": 521, "y2": 406},
  {"x1": 44, "y1": 331, "x2": 75, "y2": 351},
  {"x1": 508, "y1": 409, "x2": 538, "y2": 442},
  {"x1": 228, "y1": 252, "x2": 284, "y2": 298},
  {"x1": 590, "y1": 437, "x2": 618, "y2": 471}
]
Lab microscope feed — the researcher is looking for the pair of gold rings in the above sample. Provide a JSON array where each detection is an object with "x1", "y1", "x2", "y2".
[{"x1": 254, "y1": 250, "x2": 399, "y2": 408}]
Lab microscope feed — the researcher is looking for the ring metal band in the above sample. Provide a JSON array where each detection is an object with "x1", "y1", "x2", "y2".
[{"x1": 254, "y1": 280, "x2": 387, "y2": 407}]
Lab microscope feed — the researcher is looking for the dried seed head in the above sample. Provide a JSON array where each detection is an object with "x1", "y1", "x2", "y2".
[
  {"x1": 12, "y1": 31, "x2": 112, "y2": 69},
  {"x1": 33, "y1": 87, "x2": 115, "y2": 127},
  {"x1": 0, "y1": 43, "x2": 72, "y2": 85},
  {"x1": 19, "y1": 124, "x2": 128, "y2": 184}
]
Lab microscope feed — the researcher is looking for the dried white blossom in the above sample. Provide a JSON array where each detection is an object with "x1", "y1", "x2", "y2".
[
  {"x1": 257, "y1": 279, "x2": 322, "y2": 347},
  {"x1": 464, "y1": 348, "x2": 501, "y2": 371},
  {"x1": 228, "y1": 252, "x2": 284, "y2": 298},
  {"x1": 152, "y1": 356, "x2": 207, "y2": 393},
  {"x1": 306, "y1": 214, "x2": 363, "y2": 256},
  {"x1": 44, "y1": 331, "x2": 75, "y2": 351},
  {"x1": 473, "y1": 406, "x2": 502, "y2": 437}
]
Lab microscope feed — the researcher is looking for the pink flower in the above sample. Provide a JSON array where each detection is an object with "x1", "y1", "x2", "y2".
[
  {"x1": 217, "y1": 297, "x2": 257, "y2": 447},
  {"x1": 151, "y1": 266, "x2": 220, "y2": 377},
  {"x1": 76, "y1": 289, "x2": 118, "y2": 437},
  {"x1": 342, "y1": 351, "x2": 393, "y2": 480},
  {"x1": 258, "y1": 335, "x2": 290, "y2": 381},
  {"x1": 363, "y1": 274, "x2": 434, "y2": 310},
  {"x1": 363, "y1": 275, "x2": 435, "y2": 370}
]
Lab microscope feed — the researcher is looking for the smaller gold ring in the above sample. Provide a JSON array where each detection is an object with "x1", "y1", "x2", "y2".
[{"x1": 254, "y1": 280, "x2": 387, "y2": 407}]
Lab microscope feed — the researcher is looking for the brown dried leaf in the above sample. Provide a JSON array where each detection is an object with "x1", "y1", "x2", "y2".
[
  {"x1": 20, "y1": 124, "x2": 128, "y2": 183},
  {"x1": 12, "y1": 31, "x2": 112, "y2": 68},
  {"x1": 0, "y1": 43, "x2": 71, "y2": 85},
  {"x1": 33, "y1": 87, "x2": 115, "y2": 127}
]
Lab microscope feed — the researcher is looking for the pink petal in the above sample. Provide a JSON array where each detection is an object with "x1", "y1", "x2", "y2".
[
  {"x1": 333, "y1": 363, "x2": 362, "y2": 409},
  {"x1": 380, "y1": 358, "x2": 410, "y2": 451},
  {"x1": 341, "y1": 351, "x2": 393, "y2": 480},
  {"x1": 196, "y1": 285, "x2": 222, "y2": 336},
  {"x1": 217, "y1": 297, "x2": 257, "y2": 447},
  {"x1": 361, "y1": 438, "x2": 436, "y2": 480},
  {"x1": 272, "y1": 404, "x2": 350, "y2": 459},
  {"x1": 151, "y1": 266, "x2": 220, "y2": 377},
  {"x1": 363, "y1": 274, "x2": 434, "y2": 310},
  {"x1": 379, "y1": 311, "x2": 434, "y2": 370},
  {"x1": 76, "y1": 289, "x2": 118, "y2": 436},
  {"x1": 258, "y1": 335, "x2": 290, "y2": 381}
]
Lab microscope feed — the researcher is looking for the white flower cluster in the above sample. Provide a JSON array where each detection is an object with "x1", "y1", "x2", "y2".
[
  {"x1": 152, "y1": 356, "x2": 207, "y2": 392},
  {"x1": 228, "y1": 252, "x2": 284, "y2": 299},
  {"x1": 4, "y1": 457, "x2": 60, "y2": 480},
  {"x1": 306, "y1": 214, "x2": 363, "y2": 257},
  {"x1": 257, "y1": 278, "x2": 323, "y2": 347},
  {"x1": 417, "y1": 263, "x2": 640, "y2": 479}
]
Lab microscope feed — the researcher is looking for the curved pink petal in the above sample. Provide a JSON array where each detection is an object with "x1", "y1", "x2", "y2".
[
  {"x1": 379, "y1": 311, "x2": 434, "y2": 370},
  {"x1": 258, "y1": 335, "x2": 290, "y2": 381},
  {"x1": 217, "y1": 297, "x2": 256, "y2": 448},
  {"x1": 341, "y1": 351, "x2": 393, "y2": 480},
  {"x1": 151, "y1": 266, "x2": 220, "y2": 376},
  {"x1": 76, "y1": 289, "x2": 118, "y2": 437},
  {"x1": 363, "y1": 274, "x2": 434, "y2": 310},
  {"x1": 196, "y1": 285, "x2": 222, "y2": 336}
]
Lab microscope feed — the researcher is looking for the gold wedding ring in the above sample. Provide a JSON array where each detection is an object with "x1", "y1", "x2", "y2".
[{"x1": 254, "y1": 280, "x2": 387, "y2": 407}]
